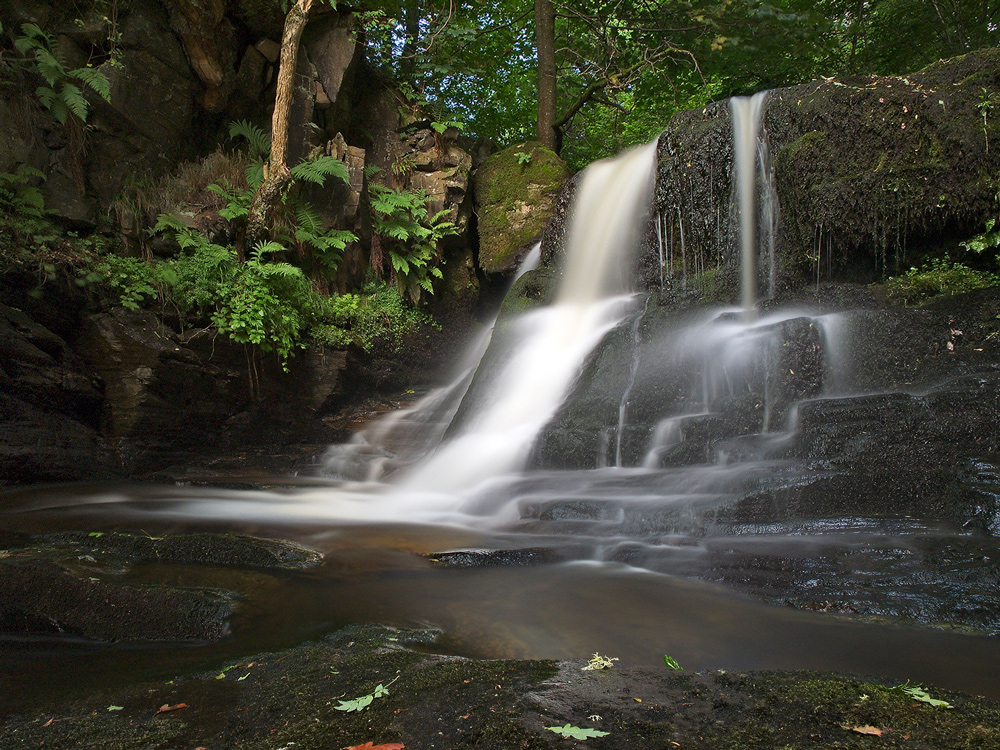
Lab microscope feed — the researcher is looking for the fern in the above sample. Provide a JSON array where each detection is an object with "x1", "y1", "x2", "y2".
[
  {"x1": 12, "y1": 23, "x2": 110, "y2": 124},
  {"x1": 228, "y1": 120, "x2": 271, "y2": 158},
  {"x1": 289, "y1": 154, "x2": 350, "y2": 186},
  {"x1": 70, "y1": 67, "x2": 111, "y2": 102}
]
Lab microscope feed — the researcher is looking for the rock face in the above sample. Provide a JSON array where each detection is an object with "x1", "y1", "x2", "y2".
[
  {"x1": 0, "y1": 302, "x2": 117, "y2": 483},
  {"x1": 474, "y1": 141, "x2": 569, "y2": 273},
  {"x1": 651, "y1": 48, "x2": 1000, "y2": 294}
]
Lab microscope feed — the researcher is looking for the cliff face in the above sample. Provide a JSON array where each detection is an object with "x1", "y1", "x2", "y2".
[{"x1": 0, "y1": 1, "x2": 494, "y2": 484}]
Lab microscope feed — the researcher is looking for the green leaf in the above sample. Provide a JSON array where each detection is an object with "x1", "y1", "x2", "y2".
[
  {"x1": 546, "y1": 724, "x2": 610, "y2": 740},
  {"x1": 290, "y1": 155, "x2": 349, "y2": 186},
  {"x1": 107, "y1": 705, "x2": 124, "y2": 712},
  {"x1": 70, "y1": 67, "x2": 111, "y2": 102},
  {"x1": 60, "y1": 81, "x2": 89, "y2": 122},
  {"x1": 892, "y1": 684, "x2": 953, "y2": 709},
  {"x1": 663, "y1": 654, "x2": 683, "y2": 671},
  {"x1": 228, "y1": 119, "x2": 271, "y2": 157},
  {"x1": 334, "y1": 683, "x2": 390, "y2": 712}
]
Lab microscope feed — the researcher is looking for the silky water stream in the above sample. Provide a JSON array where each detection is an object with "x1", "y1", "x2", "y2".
[{"x1": 3, "y1": 130, "x2": 1000, "y2": 712}]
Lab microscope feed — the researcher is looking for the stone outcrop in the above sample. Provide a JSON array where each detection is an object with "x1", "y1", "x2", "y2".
[
  {"x1": 474, "y1": 141, "x2": 569, "y2": 273},
  {"x1": 651, "y1": 48, "x2": 1000, "y2": 295},
  {"x1": 0, "y1": 302, "x2": 117, "y2": 484}
]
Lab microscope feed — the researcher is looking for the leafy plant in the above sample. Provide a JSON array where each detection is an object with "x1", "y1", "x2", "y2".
[
  {"x1": 368, "y1": 184, "x2": 457, "y2": 301},
  {"x1": 546, "y1": 724, "x2": 610, "y2": 740},
  {"x1": 0, "y1": 166, "x2": 48, "y2": 229},
  {"x1": 335, "y1": 679, "x2": 395, "y2": 712},
  {"x1": 430, "y1": 118, "x2": 465, "y2": 134},
  {"x1": 885, "y1": 258, "x2": 1000, "y2": 304},
  {"x1": 889, "y1": 682, "x2": 953, "y2": 709},
  {"x1": 581, "y1": 653, "x2": 618, "y2": 671},
  {"x1": 516, "y1": 151, "x2": 532, "y2": 165},
  {"x1": 10, "y1": 23, "x2": 110, "y2": 124}
]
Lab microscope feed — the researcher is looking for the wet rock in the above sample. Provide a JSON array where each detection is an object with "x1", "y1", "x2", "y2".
[
  {"x1": 0, "y1": 557, "x2": 233, "y2": 642},
  {"x1": 473, "y1": 141, "x2": 569, "y2": 273},
  {"x1": 2, "y1": 624, "x2": 998, "y2": 749},
  {"x1": 652, "y1": 48, "x2": 1000, "y2": 294},
  {"x1": 56, "y1": 531, "x2": 323, "y2": 569},
  {"x1": 428, "y1": 547, "x2": 564, "y2": 567}
]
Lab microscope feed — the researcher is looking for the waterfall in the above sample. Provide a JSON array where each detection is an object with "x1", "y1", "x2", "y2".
[
  {"x1": 730, "y1": 91, "x2": 778, "y2": 318},
  {"x1": 399, "y1": 140, "x2": 659, "y2": 493}
]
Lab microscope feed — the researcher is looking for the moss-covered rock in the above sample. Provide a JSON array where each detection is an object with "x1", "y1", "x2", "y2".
[
  {"x1": 474, "y1": 141, "x2": 570, "y2": 273},
  {"x1": 653, "y1": 48, "x2": 1000, "y2": 296},
  {"x1": 2, "y1": 625, "x2": 998, "y2": 749}
]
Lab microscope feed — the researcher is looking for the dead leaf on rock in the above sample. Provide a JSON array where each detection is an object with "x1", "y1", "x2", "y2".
[
  {"x1": 154, "y1": 703, "x2": 188, "y2": 715},
  {"x1": 343, "y1": 743, "x2": 405, "y2": 750},
  {"x1": 846, "y1": 724, "x2": 883, "y2": 736}
]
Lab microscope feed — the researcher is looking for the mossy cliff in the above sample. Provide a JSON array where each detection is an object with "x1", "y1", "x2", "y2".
[
  {"x1": 473, "y1": 141, "x2": 569, "y2": 273},
  {"x1": 653, "y1": 48, "x2": 1000, "y2": 293}
]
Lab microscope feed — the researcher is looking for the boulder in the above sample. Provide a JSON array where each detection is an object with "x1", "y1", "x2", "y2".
[
  {"x1": 474, "y1": 141, "x2": 569, "y2": 273},
  {"x1": 652, "y1": 48, "x2": 1000, "y2": 294}
]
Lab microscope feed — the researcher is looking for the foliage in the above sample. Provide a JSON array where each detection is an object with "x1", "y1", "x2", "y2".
[
  {"x1": 545, "y1": 723, "x2": 610, "y2": 740},
  {"x1": 889, "y1": 683, "x2": 954, "y2": 709},
  {"x1": 335, "y1": 681, "x2": 392, "y2": 712},
  {"x1": 311, "y1": 281, "x2": 434, "y2": 353},
  {"x1": 368, "y1": 183, "x2": 456, "y2": 302},
  {"x1": 581, "y1": 653, "x2": 618, "y2": 671},
  {"x1": 885, "y1": 258, "x2": 1000, "y2": 304},
  {"x1": 5, "y1": 23, "x2": 110, "y2": 124},
  {"x1": 663, "y1": 654, "x2": 683, "y2": 671},
  {"x1": 0, "y1": 166, "x2": 48, "y2": 230}
]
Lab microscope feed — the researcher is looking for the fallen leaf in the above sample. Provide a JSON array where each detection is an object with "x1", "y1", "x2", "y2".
[
  {"x1": 42, "y1": 718, "x2": 54, "y2": 727},
  {"x1": 846, "y1": 724, "x2": 883, "y2": 736},
  {"x1": 107, "y1": 705, "x2": 124, "y2": 712},
  {"x1": 154, "y1": 703, "x2": 188, "y2": 715},
  {"x1": 343, "y1": 743, "x2": 405, "y2": 750}
]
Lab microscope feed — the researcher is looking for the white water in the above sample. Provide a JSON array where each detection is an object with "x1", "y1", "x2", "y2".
[
  {"x1": 731, "y1": 91, "x2": 779, "y2": 317},
  {"x1": 398, "y1": 140, "x2": 658, "y2": 494}
]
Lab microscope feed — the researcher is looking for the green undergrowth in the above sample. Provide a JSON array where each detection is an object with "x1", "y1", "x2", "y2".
[{"x1": 885, "y1": 258, "x2": 1000, "y2": 304}]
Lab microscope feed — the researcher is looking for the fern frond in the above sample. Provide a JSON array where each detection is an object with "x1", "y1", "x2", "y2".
[
  {"x1": 153, "y1": 213, "x2": 187, "y2": 234},
  {"x1": 245, "y1": 160, "x2": 265, "y2": 190},
  {"x1": 252, "y1": 240, "x2": 286, "y2": 257},
  {"x1": 294, "y1": 203, "x2": 324, "y2": 235},
  {"x1": 389, "y1": 251, "x2": 409, "y2": 275},
  {"x1": 363, "y1": 163, "x2": 382, "y2": 179},
  {"x1": 70, "y1": 67, "x2": 111, "y2": 102},
  {"x1": 290, "y1": 155, "x2": 349, "y2": 186},
  {"x1": 60, "y1": 81, "x2": 88, "y2": 122},
  {"x1": 258, "y1": 262, "x2": 305, "y2": 279},
  {"x1": 32, "y1": 47, "x2": 63, "y2": 87},
  {"x1": 229, "y1": 119, "x2": 271, "y2": 158}
]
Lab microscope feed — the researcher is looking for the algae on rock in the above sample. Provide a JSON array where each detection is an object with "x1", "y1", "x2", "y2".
[{"x1": 473, "y1": 141, "x2": 569, "y2": 273}]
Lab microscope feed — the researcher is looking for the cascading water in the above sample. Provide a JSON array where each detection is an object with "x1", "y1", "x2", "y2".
[{"x1": 397, "y1": 140, "x2": 658, "y2": 494}]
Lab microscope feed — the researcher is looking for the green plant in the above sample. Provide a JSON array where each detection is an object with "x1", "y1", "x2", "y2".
[
  {"x1": 0, "y1": 166, "x2": 48, "y2": 229},
  {"x1": 663, "y1": 654, "x2": 683, "y2": 671},
  {"x1": 888, "y1": 682, "x2": 953, "y2": 709},
  {"x1": 516, "y1": 151, "x2": 532, "y2": 165},
  {"x1": 581, "y1": 653, "x2": 618, "y2": 671},
  {"x1": 430, "y1": 118, "x2": 465, "y2": 134},
  {"x1": 311, "y1": 281, "x2": 435, "y2": 353},
  {"x1": 885, "y1": 258, "x2": 1000, "y2": 303},
  {"x1": 368, "y1": 184, "x2": 457, "y2": 301},
  {"x1": 546, "y1": 724, "x2": 610, "y2": 740},
  {"x1": 8, "y1": 23, "x2": 110, "y2": 124}
]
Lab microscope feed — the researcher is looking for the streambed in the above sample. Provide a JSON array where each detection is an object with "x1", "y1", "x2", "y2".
[{"x1": 2, "y1": 474, "x2": 999, "y2": 717}]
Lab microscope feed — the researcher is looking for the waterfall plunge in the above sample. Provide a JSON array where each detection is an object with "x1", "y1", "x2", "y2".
[{"x1": 399, "y1": 140, "x2": 659, "y2": 494}]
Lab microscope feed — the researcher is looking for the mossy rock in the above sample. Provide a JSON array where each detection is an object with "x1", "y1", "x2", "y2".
[{"x1": 473, "y1": 141, "x2": 569, "y2": 273}]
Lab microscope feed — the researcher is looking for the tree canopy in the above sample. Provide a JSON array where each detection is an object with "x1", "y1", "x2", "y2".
[{"x1": 359, "y1": 0, "x2": 1000, "y2": 168}]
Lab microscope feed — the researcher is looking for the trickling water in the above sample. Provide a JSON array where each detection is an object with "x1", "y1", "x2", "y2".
[
  {"x1": 731, "y1": 91, "x2": 779, "y2": 317},
  {"x1": 614, "y1": 298, "x2": 649, "y2": 467}
]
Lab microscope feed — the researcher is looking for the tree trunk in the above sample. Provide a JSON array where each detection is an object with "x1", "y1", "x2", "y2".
[
  {"x1": 244, "y1": 0, "x2": 315, "y2": 253},
  {"x1": 535, "y1": 0, "x2": 557, "y2": 151}
]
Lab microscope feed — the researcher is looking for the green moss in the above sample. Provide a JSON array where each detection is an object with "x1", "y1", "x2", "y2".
[{"x1": 474, "y1": 142, "x2": 569, "y2": 273}]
